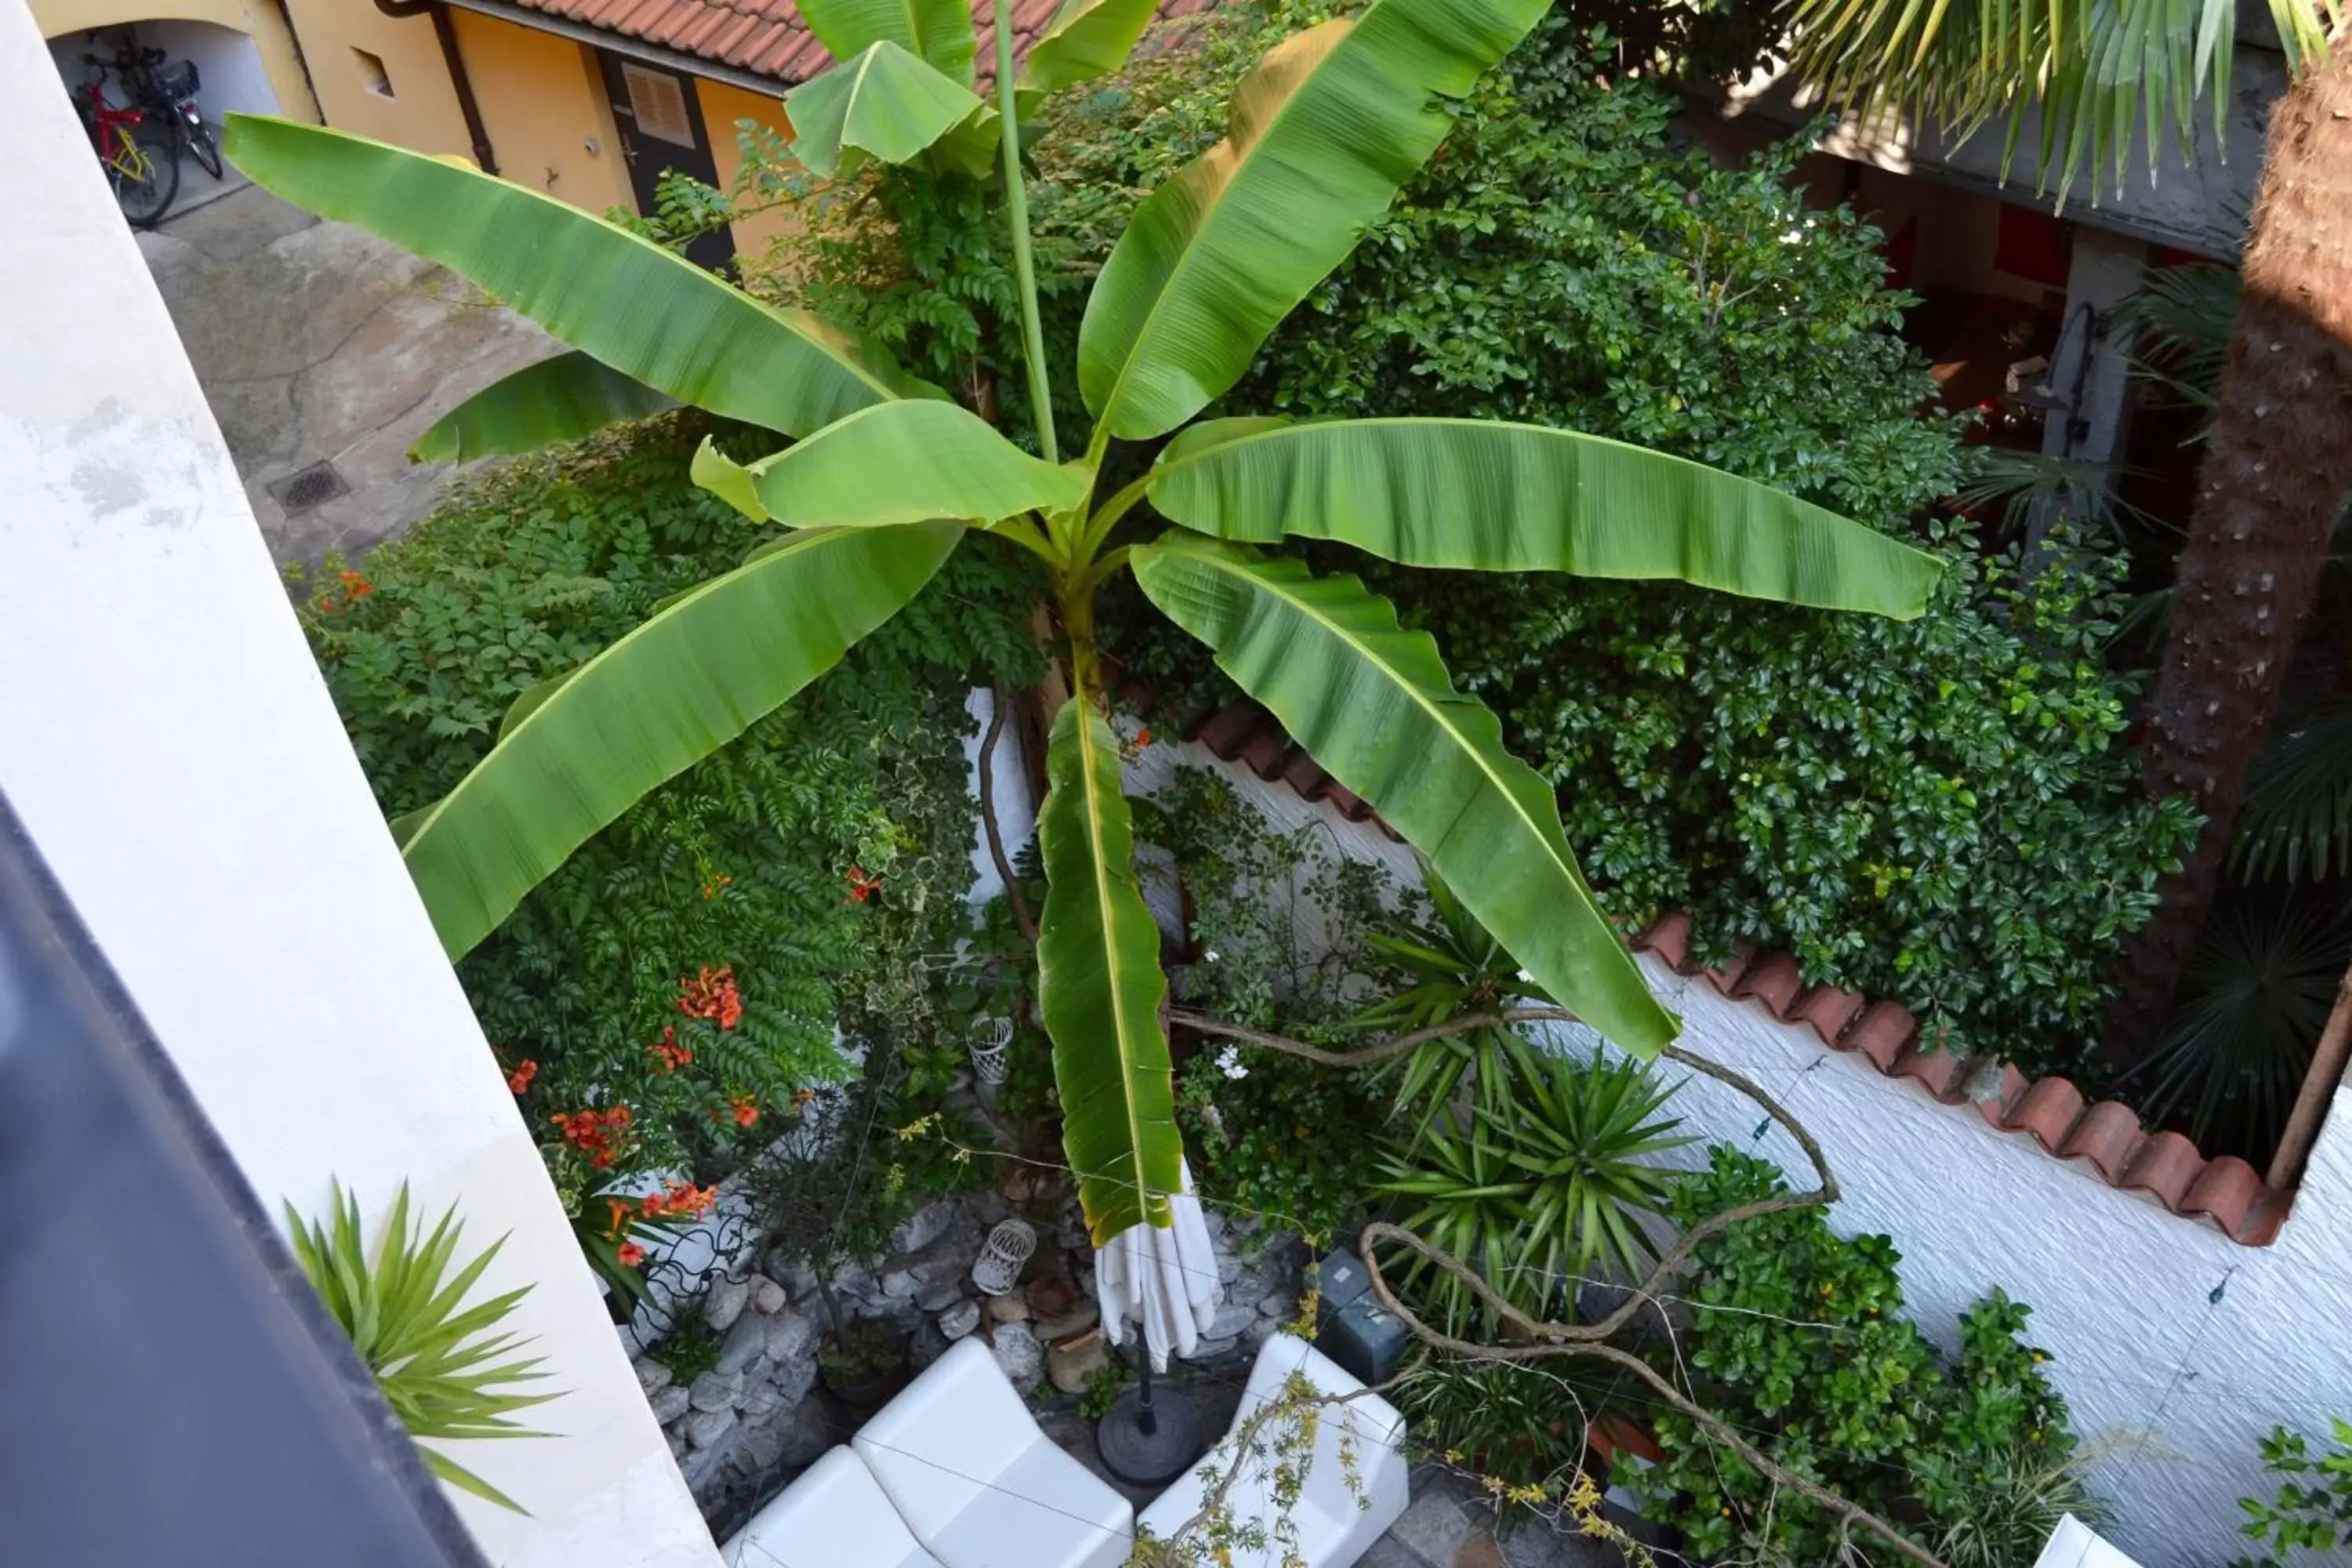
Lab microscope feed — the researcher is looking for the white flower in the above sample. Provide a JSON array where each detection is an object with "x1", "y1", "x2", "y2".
[
  {"x1": 1216, "y1": 1044, "x2": 1249, "y2": 1080},
  {"x1": 1205, "y1": 948, "x2": 1221, "y2": 964}
]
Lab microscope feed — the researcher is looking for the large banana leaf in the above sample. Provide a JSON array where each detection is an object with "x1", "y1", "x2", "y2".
[
  {"x1": 1132, "y1": 534, "x2": 1677, "y2": 1056},
  {"x1": 1147, "y1": 417, "x2": 1946, "y2": 617},
  {"x1": 223, "y1": 116, "x2": 932, "y2": 437},
  {"x1": 786, "y1": 43, "x2": 995, "y2": 180},
  {"x1": 796, "y1": 0, "x2": 977, "y2": 85},
  {"x1": 1076, "y1": 0, "x2": 1545, "y2": 441},
  {"x1": 1017, "y1": 0, "x2": 1161, "y2": 99},
  {"x1": 1036, "y1": 697, "x2": 1179, "y2": 1243},
  {"x1": 689, "y1": 402, "x2": 1088, "y2": 527},
  {"x1": 409, "y1": 351, "x2": 677, "y2": 464},
  {"x1": 401, "y1": 523, "x2": 964, "y2": 958}
]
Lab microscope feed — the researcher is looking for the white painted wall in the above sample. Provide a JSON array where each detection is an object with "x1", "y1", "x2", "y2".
[
  {"x1": 0, "y1": 5, "x2": 719, "y2": 1563},
  {"x1": 1124, "y1": 730, "x2": 2352, "y2": 1568}
]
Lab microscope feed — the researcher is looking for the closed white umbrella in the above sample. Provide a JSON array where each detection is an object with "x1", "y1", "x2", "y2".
[
  {"x1": 1091, "y1": 1157, "x2": 1217, "y2": 1486},
  {"x1": 1094, "y1": 1158, "x2": 1220, "y2": 1373}
]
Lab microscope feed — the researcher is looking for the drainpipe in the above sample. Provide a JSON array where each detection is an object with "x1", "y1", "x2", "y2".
[{"x1": 372, "y1": 0, "x2": 497, "y2": 176}]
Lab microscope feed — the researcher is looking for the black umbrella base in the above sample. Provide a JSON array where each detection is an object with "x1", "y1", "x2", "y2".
[{"x1": 1097, "y1": 1386, "x2": 1205, "y2": 1489}]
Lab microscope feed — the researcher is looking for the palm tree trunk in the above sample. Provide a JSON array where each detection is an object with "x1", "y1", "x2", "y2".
[{"x1": 2105, "y1": 35, "x2": 2352, "y2": 1062}]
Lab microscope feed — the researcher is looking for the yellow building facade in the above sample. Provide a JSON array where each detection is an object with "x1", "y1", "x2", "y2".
[{"x1": 34, "y1": 0, "x2": 799, "y2": 262}]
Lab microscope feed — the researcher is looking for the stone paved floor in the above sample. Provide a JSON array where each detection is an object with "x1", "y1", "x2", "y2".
[{"x1": 134, "y1": 181, "x2": 552, "y2": 570}]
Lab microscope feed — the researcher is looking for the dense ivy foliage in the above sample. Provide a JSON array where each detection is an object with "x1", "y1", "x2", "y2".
[
  {"x1": 1639, "y1": 1149, "x2": 2099, "y2": 1566},
  {"x1": 1054, "y1": 14, "x2": 2197, "y2": 1076},
  {"x1": 295, "y1": 416, "x2": 1041, "y2": 1222}
]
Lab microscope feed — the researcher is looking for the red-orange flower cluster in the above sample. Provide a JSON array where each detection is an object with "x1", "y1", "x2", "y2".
[
  {"x1": 1134, "y1": 726, "x2": 1155, "y2": 749},
  {"x1": 648, "y1": 1025, "x2": 694, "y2": 1073},
  {"x1": 641, "y1": 1178, "x2": 719, "y2": 1219},
  {"x1": 701, "y1": 872, "x2": 733, "y2": 900},
  {"x1": 677, "y1": 965, "x2": 742, "y2": 1030},
  {"x1": 616, "y1": 1242, "x2": 647, "y2": 1268},
  {"x1": 312, "y1": 570, "x2": 376, "y2": 617},
  {"x1": 506, "y1": 1058, "x2": 538, "y2": 1094},
  {"x1": 845, "y1": 865, "x2": 884, "y2": 905},
  {"x1": 552, "y1": 1104, "x2": 633, "y2": 1168},
  {"x1": 729, "y1": 1095, "x2": 759, "y2": 1127}
]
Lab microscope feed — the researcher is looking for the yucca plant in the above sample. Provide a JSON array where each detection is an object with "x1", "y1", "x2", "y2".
[
  {"x1": 285, "y1": 1181, "x2": 558, "y2": 1512},
  {"x1": 1378, "y1": 1038, "x2": 1689, "y2": 1330},
  {"x1": 1351, "y1": 866, "x2": 1547, "y2": 1145},
  {"x1": 223, "y1": 0, "x2": 1940, "y2": 1247}
]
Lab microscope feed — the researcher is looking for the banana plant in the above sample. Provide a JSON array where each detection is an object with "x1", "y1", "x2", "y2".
[{"x1": 224, "y1": 0, "x2": 1944, "y2": 1246}]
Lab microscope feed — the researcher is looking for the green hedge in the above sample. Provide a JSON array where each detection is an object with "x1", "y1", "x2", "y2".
[
  {"x1": 1051, "y1": 15, "x2": 2196, "y2": 1077},
  {"x1": 295, "y1": 416, "x2": 1040, "y2": 1216}
]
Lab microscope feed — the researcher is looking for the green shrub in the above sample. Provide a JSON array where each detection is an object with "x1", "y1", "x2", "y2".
[
  {"x1": 295, "y1": 415, "x2": 1041, "y2": 1219},
  {"x1": 1635, "y1": 1148, "x2": 2090, "y2": 1566},
  {"x1": 1067, "y1": 15, "x2": 2196, "y2": 1077},
  {"x1": 2237, "y1": 1417, "x2": 2352, "y2": 1563}
]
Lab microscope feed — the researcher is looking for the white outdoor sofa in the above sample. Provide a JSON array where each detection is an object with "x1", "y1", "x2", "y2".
[
  {"x1": 722, "y1": 1446, "x2": 943, "y2": 1568},
  {"x1": 727, "y1": 1338, "x2": 1133, "y2": 1568},
  {"x1": 720, "y1": 1332, "x2": 1406, "y2": 1568},
  {"x1": 1137, "y1": 1334, "x2": 1410, "y2": 1567}
]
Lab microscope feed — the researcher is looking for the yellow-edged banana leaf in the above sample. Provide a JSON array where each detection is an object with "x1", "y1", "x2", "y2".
[
  {"x1": 1016, "y1": 0, "x2": 1162, "y2": 99},
  {"x1": 409, "y1": 350, "x2": 677, "y2": 464},
  {"x1": 796, "y1": 0, "x2": 977, "y2": 85},
  {"x1": 689, "y1": 402, "x2": 1089, "y2": 528},
  {"x1": 785, "y1": 42, "x2": 994, "y2": 179},
  {"x1": 1036, "y1": 697, "x2": 1179, "y2": 1243},
  {"x1": 1076, "y1": 0, "x2": 1546, "y2": 441},
  {"x1": 1146, "y1": 416, "x2": 1946, "y2": 618},
  {"x1": 223, "y1": 115, "x2": 932, "y2": 437},
  {"x1": 1131, "y1": 534, "x2": 1677, "y2": 1056},
  {"x1": 401, "y1": 522, "x2": 964, "y2": 958}
]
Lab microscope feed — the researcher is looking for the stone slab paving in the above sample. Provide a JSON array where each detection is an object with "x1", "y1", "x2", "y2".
[{"x1": 133, "y1": 181, "x2": 554, "y2": 570}]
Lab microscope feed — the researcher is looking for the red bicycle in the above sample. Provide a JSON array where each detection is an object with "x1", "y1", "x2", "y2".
[{"x1": 77, "y1": 58, "x2": 177, "y2": 229}]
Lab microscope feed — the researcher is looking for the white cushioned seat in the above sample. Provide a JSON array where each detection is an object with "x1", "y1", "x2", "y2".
[
  {"x1": 1138, "y1": 1334, "x2": 1409, "y2": 1568},
  {"x1": 853, "y1": 1338, "x2": 1134, "y2": 1568},
  {"x1": 721, "y1": 1445, "x2": 945, "y2": 1568}
]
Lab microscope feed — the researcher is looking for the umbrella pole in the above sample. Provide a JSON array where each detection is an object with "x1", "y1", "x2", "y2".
[
  {"x1": 1134, "y1": 1345, "x2": 1159, "y2": 1436},
  {"x1": 1097, "y1": 1338, "x2": 1202, "y2": 1488}
]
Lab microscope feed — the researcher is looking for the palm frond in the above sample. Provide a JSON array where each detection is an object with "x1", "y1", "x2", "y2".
[
  {"x1": 1780, "y1": 0, "x2": 2342, "y2": 200},
  {"x1": 2237, "y1": 703, "x2": 2352, "y2": 882},
  {"x1": 2125, "y1": 898, "x2": 2348, "y2": 1155}
]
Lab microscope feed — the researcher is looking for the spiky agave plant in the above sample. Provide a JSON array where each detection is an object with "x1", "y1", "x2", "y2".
[
  {"x1": 286, "y1": 1181, "x2": 557, "y2": 1512},
  {"x1": 224, "y1": 0, "x2": 1940, "y2": 1249}
]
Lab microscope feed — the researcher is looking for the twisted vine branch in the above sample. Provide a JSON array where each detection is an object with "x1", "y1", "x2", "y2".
[
  {"x1": 978, "y1": 688, "x2": 1036, "y2": 949},
  {"x1": 1174, "y1": 1006, "x2": 1944, "y2": 1568}
]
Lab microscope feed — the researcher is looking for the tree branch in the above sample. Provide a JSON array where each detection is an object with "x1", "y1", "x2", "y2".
[{"x1": 979, "y1": 688, "x2": 1036, "y2": 949}]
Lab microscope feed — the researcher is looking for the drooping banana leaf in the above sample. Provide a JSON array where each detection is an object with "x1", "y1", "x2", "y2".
[
  {"x1": 1036, "y1": 696, "x2": 1179, "y2": 1243},
  {"x1": 689, "y1": 401, "x2": 1089, "y2": 527},
  {"x1": 1132, "y1": 534, "x2": 1676, "y2": 1056},
  {"x1": 795, "y1": 0, "x2": 978, "y2": 85},
  {"x1": 223, "y1": 115, "x2": 935, "y2": 437},
  {"x1": 1147, "y1": 416, "x2": 1946, "y2": 617},
  {"x1": 400, "y1": 522, "x2": 964, "y2": 958},
  {"x1": 408, "y1": 351, "x2": 677, "y2": 464},
  {"x1": 1076, "y1": 0, "x2": 1546, "y2": 441},
  {"x1": 1016, "y1": 0, "x2": 1162, "y2": 100},
  {"x1": 785, "y1": 42, "x2": 996, "y2": 179}
]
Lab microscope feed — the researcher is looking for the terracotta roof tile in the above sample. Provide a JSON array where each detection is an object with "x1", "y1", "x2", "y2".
[
  {"x1": 502, "y1": 0, "x2": 1201, "y2": 87},
  {"x1": 1163, "y1": 689, "x2": 2307, "y2": 1247}
]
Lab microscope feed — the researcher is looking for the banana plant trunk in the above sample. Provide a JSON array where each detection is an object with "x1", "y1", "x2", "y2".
[{"x1": 2106, "y1": 33, "x2": 2352, "y2": 1062}]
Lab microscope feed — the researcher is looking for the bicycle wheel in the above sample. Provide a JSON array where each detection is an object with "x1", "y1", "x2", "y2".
[
  {"x1": 111, "y1": 124, "x2": 178, "y2": 228},
  {"x1": 188, "y1": 123, "x2": 223, "y2": 181}
]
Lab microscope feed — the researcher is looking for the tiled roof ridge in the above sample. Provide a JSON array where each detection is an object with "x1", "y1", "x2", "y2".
[
  {"x1": 509, "y1": 0, "x2": 1214, "y2": 89},
  {"x1": 1151, "y1": 691, "x2": 2294, "y2": 1248}
]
